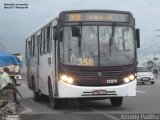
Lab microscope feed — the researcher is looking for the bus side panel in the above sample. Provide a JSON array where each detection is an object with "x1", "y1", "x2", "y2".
[
  {"x1": 28, "y1": 35, "x2": 39, "y2": 91},
  {"x1": 26, "y1": 39, "x2": 32, "y2": 89},
  {"x1": 31, "y1": 57, "x2": 38, "y2": 85},
  {"x1": 33, "y1": 35, "x2": 40, "y2": 92},
  {"x1": 50, "y1": 27, "x2": 58, "y2": 97},
  {"x1": 39, "y1": 53, "x2": 51, "y2": 95}
]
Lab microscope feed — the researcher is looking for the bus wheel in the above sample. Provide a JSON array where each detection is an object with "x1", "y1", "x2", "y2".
[
  {"x1": 33, "y1": 90, "x2": 40, "y2": 101},
  {"x1": 110, "y1": 97, "x2": 123, "y2": 107},
  {"x1": 48, "y1": 81, "x2": 59, "y2": 109},
  {"x1": 32, "y1": 79, "x2": 40, "y2": 101}
]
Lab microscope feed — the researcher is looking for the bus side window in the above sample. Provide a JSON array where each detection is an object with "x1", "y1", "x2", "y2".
[
  {"x1": 46, "y1": 26, "x2": 51, "y2": 52},
  {"x1": 40, "y1": 34, "x2": 42, "y2": 55},
  {"x1": 41, "y1": 29, "x2": 45, "y2": 54},
  {"x1": 28, "y1": 40, "x2": 32, "y2": 56},
  {"x1": 43, "y1": 29, "x2": 46, "y2": 53},
  {"x1": 31, "y1": 35, "x2": 35, "y2": 56},
  {"x1": 53, "y1": 26, "x2": 58, "y2": 40}
]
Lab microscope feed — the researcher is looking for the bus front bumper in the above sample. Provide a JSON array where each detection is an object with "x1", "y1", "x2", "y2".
[{"x1": 57, "y1": 80, "x2": 137, "y2": 98}]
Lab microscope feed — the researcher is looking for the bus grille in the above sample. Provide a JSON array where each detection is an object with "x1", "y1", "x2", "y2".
[{"x1": 76, "y1": 70, "x2": 121, "y2": 79}]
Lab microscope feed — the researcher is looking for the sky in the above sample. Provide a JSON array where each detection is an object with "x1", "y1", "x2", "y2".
[{"x1": 0, "y1": 0, "x2": 160, "y2": 65}]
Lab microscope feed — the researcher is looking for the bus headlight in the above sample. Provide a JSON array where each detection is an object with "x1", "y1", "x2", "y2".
[
  {"x1": 60, "y1": 75, "x2": 74, "y2": 84},
  {"x1": 123, "y1": 74, "x2": 135, "y2": 83},
  {"x1": 67, "y1": 77, "x2": 74, "y2": 84},
  {"x1": 129, "y1": 75, "x2": 135, "y2": 80},
  {"x1": 123, "y1": 77, "x2": 130, "y2": 83}
]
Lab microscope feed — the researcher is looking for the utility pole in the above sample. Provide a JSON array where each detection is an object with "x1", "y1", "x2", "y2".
[
  {"x1": 153, "y1": 30, "x2": 160, "y2": 67},
  {"x1": 153, "y1": 52, "x2": 156, "y2": 66}
]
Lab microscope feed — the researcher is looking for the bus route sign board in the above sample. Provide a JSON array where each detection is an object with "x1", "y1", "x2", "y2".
[{"x1": 64, "y1": 12, "x2": 129, "y2": 22}]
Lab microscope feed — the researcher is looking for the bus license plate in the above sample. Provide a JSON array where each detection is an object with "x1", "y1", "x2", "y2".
[
  {"x1": 93, "y1": 90, "x2": 106, "y2": 95},
  {"x1": 142, "y1": 78, "x2": 149, "y2": 80}
]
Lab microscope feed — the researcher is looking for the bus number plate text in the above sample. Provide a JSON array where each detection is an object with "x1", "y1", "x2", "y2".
[{"x1": 93, "y1": 90, "x2": 106, "y2": 95}]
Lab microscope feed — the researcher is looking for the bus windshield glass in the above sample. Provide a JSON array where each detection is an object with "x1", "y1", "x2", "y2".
[{"x1": 60, "y1": 26, "x2": 135, "y2": 66}]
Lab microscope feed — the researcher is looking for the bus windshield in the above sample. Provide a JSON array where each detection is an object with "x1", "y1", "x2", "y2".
[{"x1": 60, "y1": 25, "x2": 135, "y2": 66}]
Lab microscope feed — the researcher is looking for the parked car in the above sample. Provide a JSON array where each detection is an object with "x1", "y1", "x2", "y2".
[{"x1": 137, "y1": 67, "x2": 155, "y2": 84}]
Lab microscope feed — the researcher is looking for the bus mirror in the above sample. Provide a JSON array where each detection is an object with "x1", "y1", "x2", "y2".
[
  {"x1": 71, "y1": 26, "x2": 80, "y2": 37},
  {"x1": 136, "y1": 29, "x2": 140, "y2": 48}
]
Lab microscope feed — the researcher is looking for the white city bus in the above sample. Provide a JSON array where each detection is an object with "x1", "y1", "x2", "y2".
[{"x1": 25, "y1": 10, "x2": 140, "y2": 109}]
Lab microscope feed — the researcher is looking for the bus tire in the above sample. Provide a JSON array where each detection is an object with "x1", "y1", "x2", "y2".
[
  {"x1": 33, "y1": 89, "x2": 40, "y2": 101},
  {"x1": 48, "y1": 80, "x2": 59, "y2": 109},
  {"x1": 32, "y1": 79, "x2": 40, "y2": 101},
  {"x1": 110, "y1": 97, "x2": 123, "y2": 107}
]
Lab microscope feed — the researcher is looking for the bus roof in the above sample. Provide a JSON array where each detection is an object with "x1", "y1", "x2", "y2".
[
  {"x1": 26, "y1": 12, "x2": 59, "y2": 39},
  {"x1": 60, "y1": 9, "x2": 132, "y2": 15},
  {"x1": 26, "y1": 9, "x2": 133, "y2": 40}
]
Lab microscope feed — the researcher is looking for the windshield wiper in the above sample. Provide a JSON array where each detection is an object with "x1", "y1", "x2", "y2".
[
  {"x1": 109, "y1": 23, "x2": 116, "y2": 56},
  {"x1": 78, "y1": 25, "x2": 82, "y2": 56}
]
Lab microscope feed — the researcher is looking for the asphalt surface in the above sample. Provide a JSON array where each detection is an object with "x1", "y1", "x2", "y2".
[{"x1": 14, "y1": 77, "x2": 160, "y2": 120}]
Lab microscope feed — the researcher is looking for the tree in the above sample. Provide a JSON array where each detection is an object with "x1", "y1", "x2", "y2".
[{"x1": 147, "y1": 60, "x2": 155, "y2": 70}]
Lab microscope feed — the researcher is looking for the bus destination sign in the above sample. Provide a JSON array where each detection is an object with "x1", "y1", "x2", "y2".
[{"x1": 65, "y1": 12, "x2": 129, "y2": 22}]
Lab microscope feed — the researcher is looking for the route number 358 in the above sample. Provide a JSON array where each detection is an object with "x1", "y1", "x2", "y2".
[
  {"x1": 78, "y1": 58, "x2": 94, "y2": 66},
  {"x1": 69, "y1": 14, "x2": 81, "y2": 21}
]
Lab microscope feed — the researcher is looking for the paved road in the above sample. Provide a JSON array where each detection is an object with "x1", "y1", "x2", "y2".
[{"x1": 14, "y1": 78, "x2": 160, "y2": 120}]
